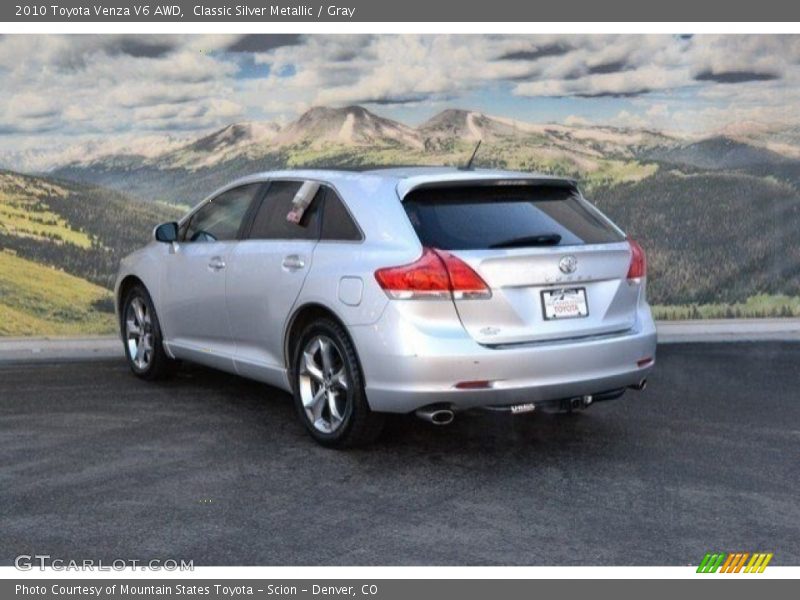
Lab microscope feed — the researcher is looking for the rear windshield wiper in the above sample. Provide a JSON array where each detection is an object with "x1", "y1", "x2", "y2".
[{"x1": 489, "y1": 233, "x2": 562, "y2": 249}]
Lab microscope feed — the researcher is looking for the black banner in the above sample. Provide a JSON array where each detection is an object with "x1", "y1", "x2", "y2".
[
  {"x1": 3, "y1": 579, "x2": 796, "y2": 600},
  {"x1": 4, "y1": 0, "x2": 800, "y2": 22}
]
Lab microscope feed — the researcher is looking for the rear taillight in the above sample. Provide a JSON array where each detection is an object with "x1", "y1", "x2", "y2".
[
  {"x1": 436, "y1": 249, "x2": 492, "y2": 300},
  {"x1": 374, "y1": 247, "x2": 491, "y2": 300},
  {"x1": 627, "y1": 239, "x2": 646, "y2": 280}
]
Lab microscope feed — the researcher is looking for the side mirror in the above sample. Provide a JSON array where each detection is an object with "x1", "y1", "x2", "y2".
[{"x1": 154, "y1": 221, "x2": 178, "y2": 243}]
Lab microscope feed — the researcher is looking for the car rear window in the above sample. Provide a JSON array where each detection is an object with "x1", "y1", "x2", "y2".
[{"x1": 403, "y1": 184, "x2": 624, "y2": 250}]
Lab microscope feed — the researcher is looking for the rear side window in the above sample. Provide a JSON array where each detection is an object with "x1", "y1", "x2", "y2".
[
  {"x1": 183, "y1": 183, "x2": 261, "y2": 242},
  {"x1": 403, "y1": 184, "x2": 623, "y2": 250},
  {"x1": 248, "y1": 180, "x2": 322, "y2": 240},
  {"x1": 321, "y1": 189, "x2": 362, "y2": 242}
]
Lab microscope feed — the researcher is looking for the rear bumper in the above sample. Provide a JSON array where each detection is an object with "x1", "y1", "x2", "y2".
[{"x1": 349, "y1": 303, "x2": 657, "y2": 413}]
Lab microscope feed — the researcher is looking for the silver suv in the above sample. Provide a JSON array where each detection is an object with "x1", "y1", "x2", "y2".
[{"x1": 115, "y1": 168, "x2": 656, "y2": 447}]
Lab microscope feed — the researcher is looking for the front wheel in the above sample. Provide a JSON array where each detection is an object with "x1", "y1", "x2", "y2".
[
  {"x1": 121, "y1": 284, "x2": 176, "y2": 380},
  {"x1": 292, "y1": 318, "x2": 384, "y2": 448}
]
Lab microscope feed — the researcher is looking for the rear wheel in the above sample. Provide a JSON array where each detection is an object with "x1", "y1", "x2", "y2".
[
  {"x1": 292, "y1": 318, "x2": 384, "y2": 448},
  {"x1": 122, "y1": 284, "x2": 176, "y2": 380}
]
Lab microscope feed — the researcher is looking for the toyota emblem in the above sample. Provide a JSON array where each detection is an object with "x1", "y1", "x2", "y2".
[{"x1": 559, "y1": 255, "x2": 578, "y2": 274}]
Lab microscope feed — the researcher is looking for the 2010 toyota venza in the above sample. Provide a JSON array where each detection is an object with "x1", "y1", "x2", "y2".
[{"x1": 115, "y1": 168, "x2": 656, "y2": 447}]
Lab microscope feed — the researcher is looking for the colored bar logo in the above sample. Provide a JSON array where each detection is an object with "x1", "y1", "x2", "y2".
[{"x1": 697, "y1": 552, "x2": 773, "y2": 573}]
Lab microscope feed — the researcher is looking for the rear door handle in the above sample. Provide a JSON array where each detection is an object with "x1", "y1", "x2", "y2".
[
  {"x1": 208, "y1": 256, "x2": 226, "y2": 271},
  {"x1": 282, "y1": 254, "x2": 306, "y2": 271}
]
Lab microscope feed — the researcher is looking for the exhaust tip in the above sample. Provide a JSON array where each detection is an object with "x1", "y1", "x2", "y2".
[
  {"x1": 629, "y1": 378, "x2": 648, "y2": 391},
  {"x1": 431, "y1": 410, "x2": 455, "y2": 425},
  {"x1": 415, "y1": 407, "x2": 455, "y2": 426}
]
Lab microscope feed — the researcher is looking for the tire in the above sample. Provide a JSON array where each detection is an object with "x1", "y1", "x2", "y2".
[
  {"x1": 121, "y1": 284, "x2": 177, "y2": 381},
  {"x1": 291, "y1": 318, "x2": 384, "y2": 448}
]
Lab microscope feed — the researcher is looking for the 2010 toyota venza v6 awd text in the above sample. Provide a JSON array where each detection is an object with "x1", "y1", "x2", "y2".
[{"x1": 115, "y1": 167, "x2": 656, "y2": 447}]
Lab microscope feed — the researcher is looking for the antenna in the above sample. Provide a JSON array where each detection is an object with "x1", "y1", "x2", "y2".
[{"x1": 461, "y1": 140, "x2": 482, "y2": 170}]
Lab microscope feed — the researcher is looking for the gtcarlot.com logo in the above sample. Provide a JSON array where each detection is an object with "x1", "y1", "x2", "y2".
[
  {"x1": 697, "y1": 552, "x2": 773, "y2": 573},
  {"x1": 14, "y1": 554, "x2": 193, "y2": 571}
]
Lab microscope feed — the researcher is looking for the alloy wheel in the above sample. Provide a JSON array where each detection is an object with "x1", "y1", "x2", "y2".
[
  {"x1": 298, "y1": 335, "x2": 350, "y2": 433},
  {"x1": 125, "y1": 296, "x2": 154, "y2": 370}
]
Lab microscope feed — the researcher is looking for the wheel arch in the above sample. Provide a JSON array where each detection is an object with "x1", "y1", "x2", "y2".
[
  {"x1": 116, "y1": 275, "x2": 146, "y2": 331},
  {"x1": 284, "y1": 303, "x2": 364, "y2": 382}
]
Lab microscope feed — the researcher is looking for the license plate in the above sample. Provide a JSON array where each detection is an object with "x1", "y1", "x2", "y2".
[{"x1": 541, "y1": 288, "x2": 588, "y2": 320}]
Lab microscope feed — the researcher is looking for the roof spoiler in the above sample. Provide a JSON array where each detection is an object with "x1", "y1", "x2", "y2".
[{"x1": 398, "y1": 177, "x2": 579, "y2": 201}]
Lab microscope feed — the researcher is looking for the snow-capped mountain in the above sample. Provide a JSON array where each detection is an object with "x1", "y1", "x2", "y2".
[
  {"x1": 2, "y1": 105, "x2": 683, "y2": 175},
  {"x1": 419, "y1": 109, "x2": 535, "y2": 141},
  {"x1": 6, "y1": 103, "x2": 798, "y2": 213},
  {"x1": 156, "y1": 122, "x2": 281, "y2": 169},
  {"x1": 419, "y1": 108, "x2": 678, "y2": 157},
  {"x1": 273, "y1": 105, "x2": 423, "y2": 149}
]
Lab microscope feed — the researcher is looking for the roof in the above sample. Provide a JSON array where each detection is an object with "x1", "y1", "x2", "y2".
[
  {"x1": 224, "y1": 166, "x2": 576, "y2": 201},
  {"x1": 187, "y1": 166, "x2": 579, "y2": 236}
]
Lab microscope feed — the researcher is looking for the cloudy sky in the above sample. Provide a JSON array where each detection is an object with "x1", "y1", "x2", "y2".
[{"x1": 1, "y1": 33, "x2": 799, "y2": 153}]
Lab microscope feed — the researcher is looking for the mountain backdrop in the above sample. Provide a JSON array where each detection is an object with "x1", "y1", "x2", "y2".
[{"x1": 2, "y1": 105, "x2": 800, "y2": 335}]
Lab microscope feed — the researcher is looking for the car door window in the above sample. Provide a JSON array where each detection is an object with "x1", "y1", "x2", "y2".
[
  {"x1": 247, "y1": 180, "x2": 322, "y2": 240},
  {"x1": 321, "y1": 188, "x2": 362, "y2": 241},
  {"x1": 183, "y1": 184, "x2": 261, "y2": 242}
]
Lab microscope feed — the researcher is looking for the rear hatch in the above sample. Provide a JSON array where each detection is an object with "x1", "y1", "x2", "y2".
[{"x1": 403, "y1": 181, "x2": 639, "y2": 345}]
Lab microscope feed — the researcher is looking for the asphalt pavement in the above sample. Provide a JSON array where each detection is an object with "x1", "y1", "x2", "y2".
[{"x1": 0, "y1": 342, "x2": 798, "y2": 565}]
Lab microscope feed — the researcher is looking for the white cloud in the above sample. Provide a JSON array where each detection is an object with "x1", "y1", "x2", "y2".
[
  {"x1": 2, "y1": 34, "x2": 800, "y2": 146},
  {"x1": 251, "y1": 35, "x2": 533, "y2": 109},
  {"x1": 0, "y1": 35, "x2": 242, "y2": 137}
]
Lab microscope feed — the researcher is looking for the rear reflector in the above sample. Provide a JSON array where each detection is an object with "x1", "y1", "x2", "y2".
[
  {"x1": 454, "y1": 380, "x2": 493, "y2": 390},
  {"x1": 627, "y1": 239, "x2": 647, "y2": 280},
  {"x1": 375, "y1": 247, "x2": 491, "y2": 300},
  {"x1": 637, "y1": 357, "x2": 654, "y2": 368}
]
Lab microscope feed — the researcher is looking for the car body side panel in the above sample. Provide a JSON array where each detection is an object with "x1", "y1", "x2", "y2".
[
  {"x1": 287, "y1": 181, "x2": 426, "y2": 362},
  {"x1": 157, "y1": 240, "x2": 238, "y2": 372},
  {"x1": 115, "y1": 243, "x2": 168, "y2": 341},
  {"x1": 295, "y1": 242, "x2": 391, "y2": 328},
  {"x1": 227, "y1": 238, "x2": 318, "y2": 390}
]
